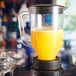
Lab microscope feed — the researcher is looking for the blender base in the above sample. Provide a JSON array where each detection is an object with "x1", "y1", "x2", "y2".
[{"x1": 32, "y1": 57, "x2": 63, "y2": 76}]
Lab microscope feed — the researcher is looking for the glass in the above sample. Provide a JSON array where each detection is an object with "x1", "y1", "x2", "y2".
[
  {"x1": 30, "y1": 5, "x2": 65, "y2": 60},
  {"x1": 0, "y1": 51, "x2": 16, "y2": 76}
]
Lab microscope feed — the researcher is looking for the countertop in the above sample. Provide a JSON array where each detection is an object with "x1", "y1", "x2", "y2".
[{"x1": 5, "y1": 66, "x2": 76, "y2": 76}]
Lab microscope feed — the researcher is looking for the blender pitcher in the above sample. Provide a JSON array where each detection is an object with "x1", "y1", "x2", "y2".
[{"x1": 18, "y1": 4, "x2": 65, "y2": 60}]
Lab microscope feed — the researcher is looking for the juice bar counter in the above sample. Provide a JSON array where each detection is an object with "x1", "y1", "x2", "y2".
[{"x1": 5, "y1": 67, "x2": 76, "y2": 76}]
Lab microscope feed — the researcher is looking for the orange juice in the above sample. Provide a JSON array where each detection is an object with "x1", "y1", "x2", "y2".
[{"x1": 31, "y1": 28, "x2": 63, "y2": 60}]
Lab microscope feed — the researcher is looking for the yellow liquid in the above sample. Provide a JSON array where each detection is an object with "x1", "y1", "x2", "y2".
[{"x1": 31, "y1": 28, "x2": 63, "y2": 60}]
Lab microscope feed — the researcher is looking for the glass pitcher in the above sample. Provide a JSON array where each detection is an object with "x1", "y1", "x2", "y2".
[{"x1": 18, "y1": 4, "x2": 65, "y2": 60}]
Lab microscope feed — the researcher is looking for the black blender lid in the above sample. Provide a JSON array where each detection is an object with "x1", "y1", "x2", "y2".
[
  {"x1": 30, "y1": 0, "x2": 66, "y2": 7},
  {"x1": 30, "y1": 0, "x2": 54, "y2": 5}
]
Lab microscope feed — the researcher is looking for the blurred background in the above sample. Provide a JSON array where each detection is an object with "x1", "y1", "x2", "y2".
[{"x1": 0, "y1": 0, "x2": 76, "y2": 76}]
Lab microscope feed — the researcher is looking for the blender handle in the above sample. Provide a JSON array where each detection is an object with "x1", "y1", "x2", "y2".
[{"x1": 18, "y1": 11, "x2": 31, "y2": 47}]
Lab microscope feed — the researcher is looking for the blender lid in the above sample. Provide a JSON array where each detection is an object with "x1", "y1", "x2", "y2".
[{"x1": 30, "y1": 0, "x2": 66, "y2": 7}]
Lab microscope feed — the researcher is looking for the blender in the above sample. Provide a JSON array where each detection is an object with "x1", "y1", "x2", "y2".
[{"x1": 18, "y1": 0, "x2": 66, "y2": 76}]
